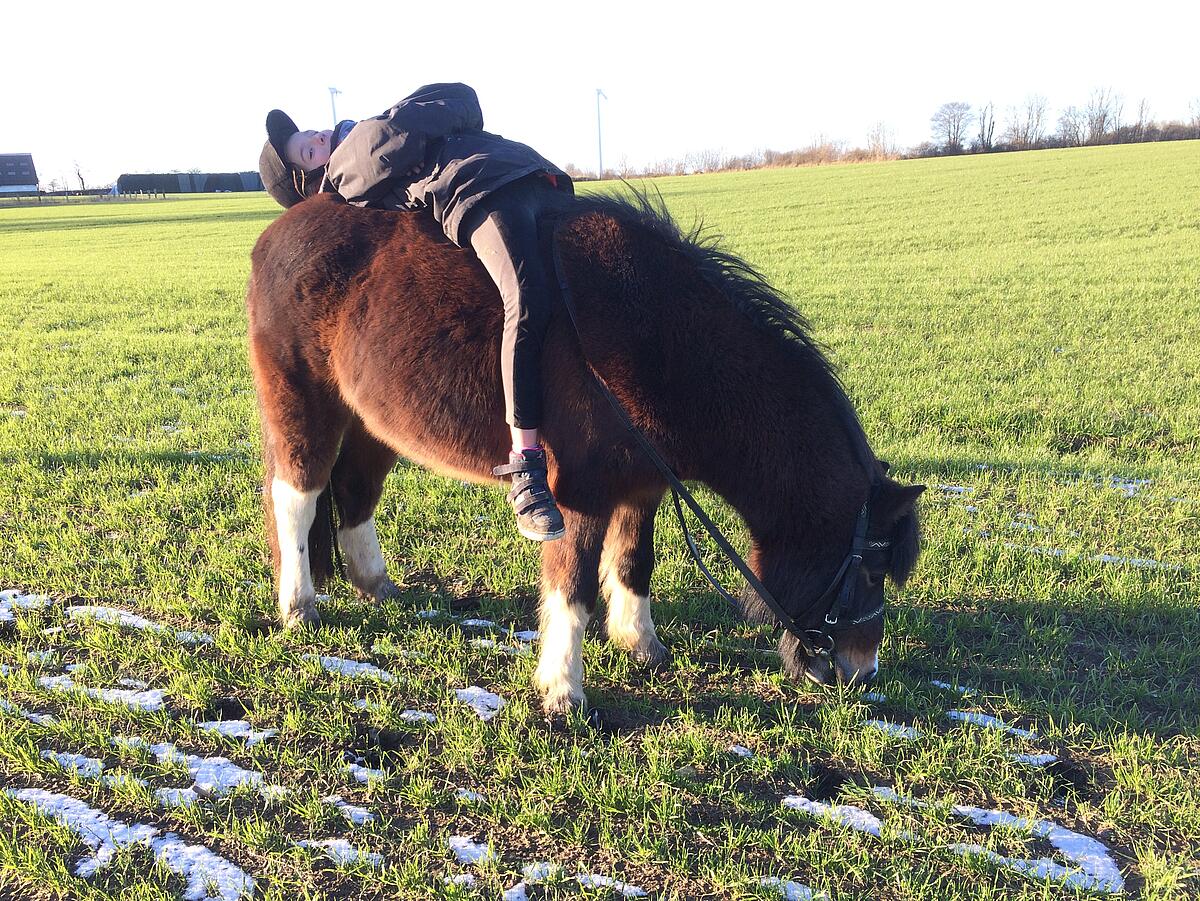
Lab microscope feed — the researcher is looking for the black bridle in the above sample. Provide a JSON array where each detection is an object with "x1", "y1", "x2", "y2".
[{"x1": 549, "y1": 226, "x2": 891, "y2": 660}]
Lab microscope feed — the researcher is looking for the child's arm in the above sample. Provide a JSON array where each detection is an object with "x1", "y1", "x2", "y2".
[{"x1": 326, "y1": 83, "x2": 484, "y2": 205}]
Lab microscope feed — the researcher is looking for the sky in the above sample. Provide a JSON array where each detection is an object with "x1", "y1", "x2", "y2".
[{"x1": 4, "y1": 1, "x2": 1198, "y2": 188}]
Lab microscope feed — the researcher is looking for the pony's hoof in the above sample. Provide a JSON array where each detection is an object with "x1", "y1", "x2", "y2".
[
  {"x1": 633, "y1": 639, "x2": 671, "y2": 669},
  {"x1": 541, "y1": 690, "x2": 588, "y2": 718},
  {"x1": 356, "y1": 577, "x2": 401, "y2": 602},
  {"x1": 282, "y1": 605, "x2": 321, "y2": 630}
]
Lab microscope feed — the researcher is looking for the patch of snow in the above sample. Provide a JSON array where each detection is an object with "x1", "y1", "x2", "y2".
[
  {"x1": 6, "y1": 788, "x2": 254, "y2": 900},
  {"x1": 321, "y1": 795, "x2": 375, "y2": 826},
  {"x1": 446, "y1": 873, "x2": 477, "y2": 887},
  {"x1": 131, "y1": 740, "x2": 285, "y2": 801},
  {"x1": 304, "y1": 654, "x2": 397, "y2": 683},
  {"x1": 781, "y1": 795, "x2": 882, "y2": 837},
  {"x1": 511, "y1": 629, "x2": 539, "y2": 642},
  {"x1": 157, "y1": 787, "x2": 200, "y2": 808},
  {"x1": 447, "y1": 835, "x2": 493, "y2": 865},
  {"x1": 459, "y1": 618, "x2": 496, "y2": 629},
  {"x1": 0, "y1": 590, "x2": 53, "y2": 622},
  {"x1": 862, "y1": 690, "x2": 887, "y2": 702},
  {"x1": 41, "y1": 750, "x2": 106, "y2": 779},
  {"x1": 299, "y1": 838, "x2": 382, "y2": 867},
  {"x1": 872, "y1": 787, "x2": 1123, "y2": 894},
  {"x1": 1003, "y1": 543, "x2": 1181, "y2": 572},
  {"x1": 951, "y1": 803, "x2": 1123, "y2": 893},
  {"x1": 937, "y1": 485, "x2": 973, "y2": 495},
  {"x1": 66, "y1": 605, "x2": 214, "y2": 645},
  {"x1": 1091, "y1": 553, "x2": 1180, "y2": 571},
  {"x1": 455, "y1": 788, "x2": 485, "y2": 803},
  {"x1": 345, "y1": 762, "x2": 386, "y2": 784},
  {"x1": 576, "y1": 873, "x2": 647, "y2": 896},
  {"x1": 728, "y1": 744, "x2": 754, "y2": 758},
  {"x1": 416, "y1": 609, "x2": 447, "y2": 619},
  {"x1": 931, "y1": 680, "x2": 978, "y2": 697},
  {"x1": 866, "y1": 720, "x2": 921, "y2": 739},
  {"x1": 470, "y1": 637, "x2": 531, "y2": 656},
  {"x1": 117, "y1": 678, "x2": 149, "y2": 690},
  {"x1": 175, "y1": 631, "x2": 215, "y2": 646},
  {"x1": 501, "y1": 881, "x2": 528, "y2": 900},
  {"x1": 39, "y1": 674, "x2": 168, "y2": 712},
  {"x1": 195, "y1": 720, "x2": 277, "y2": 747},
  {"x1": 399, "y1": 709, "x2": 436, "y2": 724},
  {"x1": 523, "y1": 861, "x2": 560, "y2": 883},
  {"x1": 1011, "y1": 753, "x2": 1058, "y2": 766},
  {"x1": 947, "y1": 710, "x2": 1038, "y2": 739},
  {"x1": 26, "y1": 650, "x2": 57, "y2": 665},
  {"x1": 760, "y1": 877, "x2": 823, "y2": 900},
  {"x1": 455, "y1": 686, "x2": 505, "y2": 722},
  {"x1": 0, "y1": 698, "x2": 57, "y2": 725}
]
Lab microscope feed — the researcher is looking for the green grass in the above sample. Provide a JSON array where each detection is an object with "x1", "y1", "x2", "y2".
[{"x1": 1, "y1": 141, "x2": 1198, "y2": 899}]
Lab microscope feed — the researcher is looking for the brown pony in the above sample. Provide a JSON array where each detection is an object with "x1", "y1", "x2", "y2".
[{"x1": 246, "y1": 189, "x2": 923, "y2": 714}]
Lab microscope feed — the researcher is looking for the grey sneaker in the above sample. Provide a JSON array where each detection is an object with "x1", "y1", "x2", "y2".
[{"x1": 492, "y1": 448, "x2": 566, "y2": 541}]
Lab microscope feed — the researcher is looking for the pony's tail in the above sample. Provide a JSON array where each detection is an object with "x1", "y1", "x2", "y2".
[
  {"x1": 259, "y1": 427, "x2": 336, "y2": 592},
  {"x1": 308, "y1": 486, "x2": 336, "y2": 590}
]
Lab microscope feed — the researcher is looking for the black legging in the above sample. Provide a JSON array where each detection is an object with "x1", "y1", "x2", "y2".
[{"x1": 464, "y1": 177, "x2": 562, "y2": 430}]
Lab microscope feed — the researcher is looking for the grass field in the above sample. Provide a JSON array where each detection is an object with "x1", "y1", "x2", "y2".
[{"x1": 1, "y1": 140, "x2": 1198, "y2": 900}]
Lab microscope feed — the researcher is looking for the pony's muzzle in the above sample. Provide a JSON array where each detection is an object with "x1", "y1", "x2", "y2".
[{"x1": 801, "y1": 652, "x2": 877, "y2": 686}]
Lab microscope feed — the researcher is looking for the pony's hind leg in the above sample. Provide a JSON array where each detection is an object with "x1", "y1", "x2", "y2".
[
  {"x1": 536, "y1": 505, "x2": 609, "y2": 715},
  {"x1": 600, "y1": 490, "x2": 670, "y2": 667},
  {"x1": 331, "y1": 417, "x2": 401, "y2": 601},
  {"x1": 252, "y1": 343, "x2": 348, "y2": 629}
]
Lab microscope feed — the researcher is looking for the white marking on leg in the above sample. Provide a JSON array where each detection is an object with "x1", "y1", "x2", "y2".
[
  {"x1": 603, "y1": 572, "x2": 659, "y2": 654},
  {"x1": 338, "y1": 517, "x2": 388, "y2": 595},
  {"x1": 534, "y1": 589, "x2": 589, "y2": 713},
  {"x1": 272, "y1": 478, "x2": 321, "y2": 624}
]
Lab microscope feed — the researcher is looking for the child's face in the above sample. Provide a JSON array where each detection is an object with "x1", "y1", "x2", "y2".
[{"x1": 285, "y1": 129, "x2": 334, "y2": 171}]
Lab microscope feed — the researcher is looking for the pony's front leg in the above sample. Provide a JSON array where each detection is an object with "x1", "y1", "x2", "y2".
[
  {"x1": 600, "y1": 492, "x2": 670, "y2": 667},
  {"x1": 535, "y1": 507, "x2": 607, "y2": 715}
]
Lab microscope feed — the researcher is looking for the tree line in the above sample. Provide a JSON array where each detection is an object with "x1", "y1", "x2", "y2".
[
  {"x1": 563, "y1": 90, "x2": 1200, "y2": 179},
  {"x1": 924, "y1": 90, "x2": 1200, "y2": 156}
]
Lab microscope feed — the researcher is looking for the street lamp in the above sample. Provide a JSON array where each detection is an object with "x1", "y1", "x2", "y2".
[
  {"x1": 329, "y1": 87, "x2": 342, "y2": 128},
  {"x1": 596, "y1": 88, "x2": 607, "y2": 180}
]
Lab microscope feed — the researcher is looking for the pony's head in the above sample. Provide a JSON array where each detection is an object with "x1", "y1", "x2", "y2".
[{"x1": 745, "y1": 472, "x2": 924, "y2": 687}]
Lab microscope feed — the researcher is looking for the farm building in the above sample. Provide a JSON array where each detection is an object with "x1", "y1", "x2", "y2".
[
  {"x1": 115, "y1": 171, "x2": 263, "y2": 194},
  {"x1": 0, "y1": 154, "x2": 39, "y2": 193}
]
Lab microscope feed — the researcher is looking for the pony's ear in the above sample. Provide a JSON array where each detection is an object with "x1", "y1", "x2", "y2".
[
  {"x1": 875, "y1": 481, "x2": 925, "y2": 526},
  {"x1": 876, "y1": 481, "x2": 925, "y2": 586}
]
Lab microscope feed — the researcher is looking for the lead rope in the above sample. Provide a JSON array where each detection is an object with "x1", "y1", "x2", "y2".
[{"x1": 548, "y1": 224, "x2": 832, "y2": 659}]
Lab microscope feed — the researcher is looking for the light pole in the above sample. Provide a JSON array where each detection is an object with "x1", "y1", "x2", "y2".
[
  {"x1": 329, "y1": 87, "x2": 342, "y2": 128},
  {"x1": 596, "y1": 88, "x2": 607, "y2": 180}
]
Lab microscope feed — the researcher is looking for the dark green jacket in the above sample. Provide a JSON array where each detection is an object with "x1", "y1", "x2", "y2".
[{"x1": 325, "y1": 83, "x2": 572, "y2": 245}]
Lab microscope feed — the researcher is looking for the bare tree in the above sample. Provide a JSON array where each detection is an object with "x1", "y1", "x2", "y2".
[
  {"x1": 1004, "y1": 95, "x2": 1048, "y2": 149},
  {"x1": 1057, "y1": 106, "x2": 1086, "y2": 147},
  {"x1": 1085, "y1": 87, "x2": 1119, "y2": 144},
  {"x1": 866, "y1": 121, "x2": 896, "y2": 159},
  {"x1": 1190, "y1": 99, "x2": 1200, "y2": 138},
  {"x1": 931, "y1": 102, "x2": 973, "y2": 153},
  {"x1": 1132, "y1": 98, "x2": 1153, "y2": 141},
  {"x1": 73, "y1": 162, "x2": 86, "y2": 191},
  {"x1": 974, "y1": 102, "x2": 995, "y2": 151}
]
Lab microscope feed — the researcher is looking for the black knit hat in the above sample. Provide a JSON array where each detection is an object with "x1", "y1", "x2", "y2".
[{"x1": 259, "y1": 109, "x2": 304, "y2": 208}]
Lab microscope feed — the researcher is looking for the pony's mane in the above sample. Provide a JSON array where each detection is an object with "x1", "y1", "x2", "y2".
[{"x1": 565, "y1": 185, "x2": 876, "y2": 470}]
